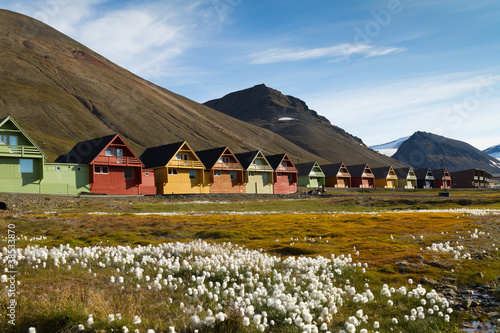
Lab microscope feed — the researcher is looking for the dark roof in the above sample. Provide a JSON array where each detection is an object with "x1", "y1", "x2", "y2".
[
  {"x1": 371, "y1": 166, "x2": 392, "y2": 179},
  {"x1": 196, "y1": 147, "x2": 228, "y2": 169},
  {"x1": 346, "y1": 164, "x2": 369, "y2": 177},
  {"x1": 234, "y1": 151, "x2": 260, "y2": 170},
  {"x1": 295, "y1": 162, "x2": 317, "y2": 176},
  {"x1": 55, "y1": 134, "x2": 116, "y2": 164},
  {"x1": 431, "y1": 169, "x2": 449, "y2": 179},
  {"x1": 321, "y1": 163, "x2": 347, "y2": 177},
  {"x1": 414, "y1": 168, "x2": 434, "y2": 179},
  {"x1": 265, "y1": 154, "x2": 286, "y2": 170},
  {"x1": 140, "y1": 141, "x2": 184, "y2": 169},
  {"x1": 394, "y1": 167, "x2": 411, "y2": 178},
  {"x1": 0, "y1": 117, "x2": 7, "y2": 123}
]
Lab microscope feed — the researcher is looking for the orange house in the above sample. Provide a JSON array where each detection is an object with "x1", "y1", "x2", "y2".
[{"x1": 197, "y1": 147, "x2": 246, "y2": 193}]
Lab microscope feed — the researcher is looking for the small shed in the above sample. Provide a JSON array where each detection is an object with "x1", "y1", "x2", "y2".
[
  {"x1": 266, "y1": 153, "x2": 298, "y2": 194},
  {"x1": 296, "y1": 162, "x2": 325, "y2": 188},
  {"x1": 346, "y1": 164, "x2": 374, "y2": 188},
  {"x1": 371, "y1": 166, "x2": 398, "y2": 188},
  {"x1": 394, "y1": 167, "x2": 417, "y2": 189},
  {"x1": 321, "y1": 163, "x2": 351, "y2": 188},
  {"x1": 414, "y1": 168, "x2": 435, "y2": 189}
]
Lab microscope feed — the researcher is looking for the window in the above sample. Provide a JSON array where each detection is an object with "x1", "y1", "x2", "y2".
[
  {"x1": 94, "y1": 166, "x2": 109, "y2": 174},
  {"x1": 124, "y1": 167, "x2": 134, "y2": 179},
  {"x1": 230, "y1": 171, "x2": 236, "y2": 180},
  {"x1": 1, "y1": 135, "x2": 18, "y2": 146},
  {"x1": 105, "y1": 148, "x2": 113, "y2": 156},
  {"x1": 175, "y1": 153, "x2": 188, "y2": 160},
  {"x1": 249, "y1": 171, "x2": 255, "y2": 177},
  {"x1": 9, "y1": 136, "x2": 17, "y2": 146},
  {"x1": 105, "y1": 148, "x2": 123, "y2": 157},
  {"x1": 282, "y1": 161, "x2": 288, "y2": 167},
  {"x1": 189, "y1": 170, "x2": 197, "y2": 179},
  {"x1": 0, "y1": 135, "x2": 8, "y2": 144},
  {"x1": 262, "y1": 173, "x2": 268, "y2": 181},
  {"x1": 214, "y1": 170, "x2": 221, "y2": 177},
  {"x1": 220, "y1": 157, "x2": 230, "y2": 163},
  {"x1": 288, "y1": 173, "x2": 293, "y2": 181},
  {"x1": 168, "y1": 168, "x2": 178, "y2": 175},
  {"x1": 55, "y1": 166, "x2": 61, "y2": 171},
  {"x1": 19, "y1": 159, "x2": 33, "y2": 173},
  {"x1": 277, "y1": 172, "x2": 282, "y2": 177},
  {"x1": 116, "y1": 149, "x2": 123, "y2": 157},
  {"x1": 254, "y1": 159, "x2": 262, "y2": 165}
]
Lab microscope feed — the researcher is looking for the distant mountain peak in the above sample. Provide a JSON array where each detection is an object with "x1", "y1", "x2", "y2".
[
  {"x1": 392, "y1": 132, "x2": 500, "y2": 173},
  {"x1": 484, "y1": 144, "x2": 500, "y2": 160},
  {"x1": 370, "y1": 136, "x2": 410, "y2": 157}
]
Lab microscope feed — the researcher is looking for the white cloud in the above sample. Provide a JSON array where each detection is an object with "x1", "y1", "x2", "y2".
[
  {"x1": 306, "y1": 71, "x2": 500, "y2": 148},
  {"x1": 249, "y1": 43, "x2": 405, "y2": 64}
]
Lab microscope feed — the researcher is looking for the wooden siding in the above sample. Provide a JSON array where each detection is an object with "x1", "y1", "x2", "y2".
[
  {"x1": 155, "y1": 168, "x2": 208, "y2": 194},
  {"x1": 140, "y1": 169, "x2": 157, "y2": 195},
  {"x1": 245, "y1": 171, "x2": 274, "y2": 194},
  {"x1": 204, "y1": 170, "x2": 246, "y2": 194},
  {"x1": 41, "y1": 163, "x2": 90, "y2": 194},
  {"x1": 273, "y1": 172, "x2": 297, "y2": 194},
  {"x1": 0, "y1": 157, "x2": 43, "y2": 193},
  {"x1": 90, "y1": 165, "x2": 143, "y2": 195}
]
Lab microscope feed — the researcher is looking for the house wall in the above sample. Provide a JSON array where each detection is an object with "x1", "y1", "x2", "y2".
[
  {"x1": 90, "y1": 165, "x2": 143, "y2": 195},
  {"x1": 398, "y1": 178, "x2": 417, "y2": 189},
  {"x1": 417, "y1": 178, "x2": 434, "y2": 189},
  {"x1": 245, "y1": 171, "x2": 273, "y2": 194},
  {"x1": 156, "y1": 168, "x2": 208, "y2": 194},
  {"x1": 205, "y1": 170, "x2": 246, "y2": 194},
  {"x1": 41, "y1": 163, "x2": 90, "y2": 194},
  {"x1": 452, "y1": 170, "x2": 477, "y2": 188},
  {"x1": 299, "y1": 175, "x2": 325, "y2": 188},
  {"x1": 374, "y1": 177, "x2": 398, "y2": 188},
  {"x1": 140, "y1": 169, "x2": 157, "y2": 195},
  {"x1": 325, "y1": 176, "x2": 350, "y2": 188},
  {"x1": 0, "y1": 157, "x2": 43, "y2": 193},
  {"x1": 351, "y1": 177, "x2": 374, "y2": 188},
  {"x1": 434, "y1": 178, "x2": 452, "y2": 189},
  {"x1": 273, "y1": 172, "x2": 297, "y2": 194}
]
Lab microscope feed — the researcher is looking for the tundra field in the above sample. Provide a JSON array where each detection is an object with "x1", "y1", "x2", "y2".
[{"x1": 0, "y1": 190, "x2": 499, "y2": 333}]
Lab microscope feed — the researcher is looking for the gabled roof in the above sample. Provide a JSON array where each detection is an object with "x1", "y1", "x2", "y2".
[
  {"x1": 140, "y1": 141, "x2": 186, "y2": 169},
  {"x1": 346, "y1": 164, "x2": 371, "y2": 177},
  {"x1": 265, "y1": 153, "x2": 297, "y2": 171},
  {"x1": 196, "y1": 146, "x2": 241, "y2": 169},
  {"x1": 394, "y1": 167, "x2": 412, "y2": 178},
  {"x1": 321, "y1": 163, "x2": 349, "y2": 177},
  {"x1": 371, "y1": 166, "x2": 393, "y2": 179},
  {"x1": 295, "y1": 162, "x2": 323, "y2": 177},
  {"x1": 0, "y1": 115, "x2": 47, "y2": 159},
  {"x1": 55, "y1": 134, "x2": 120, "y2": 164},
  {"x1": 431, "y1": 168, "x2": 450, "y2": 179},
  {"x1": 234, "y1": 150, "x2": 269, "y2": 170},
  {"x1": 414, "y1": 168, "x2": 434, "y2": 179}
]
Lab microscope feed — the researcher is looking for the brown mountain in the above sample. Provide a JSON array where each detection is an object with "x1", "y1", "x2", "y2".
[
  {"x1": 204, "y1": 84, "x2": 405, "y2": 167},
  {"x1": 392, "y1": 131, "x2": 500, "y2": 173},
  {"x1": 0, "y1": 10, "x2": 326, "y2": 163}
]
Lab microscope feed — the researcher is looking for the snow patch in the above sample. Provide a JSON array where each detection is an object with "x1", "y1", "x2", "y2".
[
  {"x1": 278, "y1": 117, "x2": 295, "y2": 121},
  {"x1": 370, "y1": 136, "x2": 410, "y2": 157}
]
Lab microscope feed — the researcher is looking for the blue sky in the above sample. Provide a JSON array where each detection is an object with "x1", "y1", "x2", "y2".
[{"x1": 2, "y1": 0, "x2": 500, "y2": 149}]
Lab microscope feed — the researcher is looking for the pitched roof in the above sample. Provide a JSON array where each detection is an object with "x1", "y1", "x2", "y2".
[
  {"x1": 346, "y1": 164, "x2": 370, "y2": 177},
  {"x1": 394, "y1": 167, "x2": 411, "y2": 178},
  {"x1": 431, "y1": 168, "x2": 450, "y2": 179},
  {"x1": 321, "y1": 163, "x2": 348, "y2": 177},
  {"x1": 140, "y1": 141, "x2": 185, "y2": 169},
  {"x1": 371, "y1": 166, "x2": 392, "y2": 179},
  {"x1": 234, "y1": 151, "x2": 260, "y2": 170},
  {"x1": 295, "y1": 162, "x2": 319, "y2": 176},
  {"x1": 265, "y1": 153, "x2": 286, "y2": 170},
  {"x1": 414, "y1": 168, "x2": 434, "y2": 179},
  {"x1": 0, "y1": 115, "x2": 47, "y2": 159},
  {"x1": 55, "y1": 134, "x2": 116, "y2": 164},
  {"x1": 196, "y1": 147, "x2": 229, "y2": 169}
]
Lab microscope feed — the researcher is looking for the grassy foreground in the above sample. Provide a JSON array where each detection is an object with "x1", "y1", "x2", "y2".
[{"x1": 1, "y1": 194, "x2": 499, "y2": 333}]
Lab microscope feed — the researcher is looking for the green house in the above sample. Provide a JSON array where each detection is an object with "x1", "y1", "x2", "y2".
[
  {"x1": 296, "y1": 162, "x2": 325, "y2": 188},
  {"x1": 0, "y1": 116, "x2": 89, "y2": 194}
]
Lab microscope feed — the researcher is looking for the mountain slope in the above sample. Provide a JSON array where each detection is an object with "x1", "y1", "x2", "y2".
[
  {"x1": 392, "y1": 132, "x2": 500, "y2": 173},
  {"x1": 0, "y1": 10, "x2": 325, "y2": 163},
  {"x1": 204, "y1": 84, "x2": 405, "y2": 167},
  {"x1": 484, "y1": 145, "x2": 500, "y2": 160},
  {"x1": 370, "y1": 136, "x2": 410, "y2": 157}
]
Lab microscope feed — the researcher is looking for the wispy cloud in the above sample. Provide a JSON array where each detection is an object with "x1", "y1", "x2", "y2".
[{"x1": 249, "y1": 43, "x2": 405, "y2": 64}]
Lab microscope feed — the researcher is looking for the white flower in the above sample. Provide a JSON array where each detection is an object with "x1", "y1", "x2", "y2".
[
  {"x1": 123, "y1": 327, "x2": 130, "y2": 333},
  {"x1": 168, "y1": 327, "x2": 176, "y2": 333},
  {"x1": 78, "y1": 324, "x2": 85, "y2": 331},
  {"x1": 87, "y1": 315, "x2": 94, "y2": 327},
  {"x1": 132, "y1": 315, "x2": 141, "y2": 325},
  {"x1": 242, "y1": 317, "x2": 250, "y2": 326},
  {"x1": 374, "y1": 321, "x2": 379, "y2": 328},
  {"x1": 387, "y1": 300, "x2": 393, "y2": 306},
  {"x1": 108, "y1": 314, "x2": 115, "y2": 322},
  {"x1": 392, "y1": 318, "x2": 398, "y2": 324},
  {"x1": 29, "y1": 328, "x2": 36, "y2": 333},
  {"x1": 0, "y1": 275, "x2": 7, "y2": 283},
  {"x1": 147, "y1": 330, "x2": 155, "y2": 333}
]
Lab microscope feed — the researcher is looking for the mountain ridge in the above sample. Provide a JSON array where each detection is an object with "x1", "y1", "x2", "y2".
[
  {"x1": 0, "y1": 9, "x2": 327, "y2": 164},
  {"x1": 204, "y1": 84, "x2": 406, "y2": 167}
]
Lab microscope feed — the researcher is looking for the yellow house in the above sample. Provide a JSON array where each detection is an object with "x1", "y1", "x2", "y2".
[
  {"x1": 372, "y1": 166, "x2": 398, "y2": 188},
  {"x1": 140, "y1": 141, "x2": 208, "y2": 194}
]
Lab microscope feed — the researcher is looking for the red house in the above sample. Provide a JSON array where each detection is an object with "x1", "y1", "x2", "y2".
[
  {"x1": 56, "y1": 134, "x2": 156, "y2": 195},
  {"x1": 265, "y1": 153, "x2": 298, "y2": 194},
  {"x1": 347, "y1": 164, "x2": 374, "y2": 188},
  {"x1": 431, "y1": 168, "x2": 452, "y2": 189}
]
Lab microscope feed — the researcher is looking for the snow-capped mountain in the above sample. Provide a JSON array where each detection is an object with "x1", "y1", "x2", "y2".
[
  {"x1": 484, "y1": 145, "x2": 500, "y2": 160},
  {"x1": 370, "y1": 136, "x2": 410, "y2": 157}
]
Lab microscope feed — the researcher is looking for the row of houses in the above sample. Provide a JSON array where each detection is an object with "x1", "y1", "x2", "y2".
[{"x1": 0, "y1": 116, "x2": 494, "y2": 195}]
